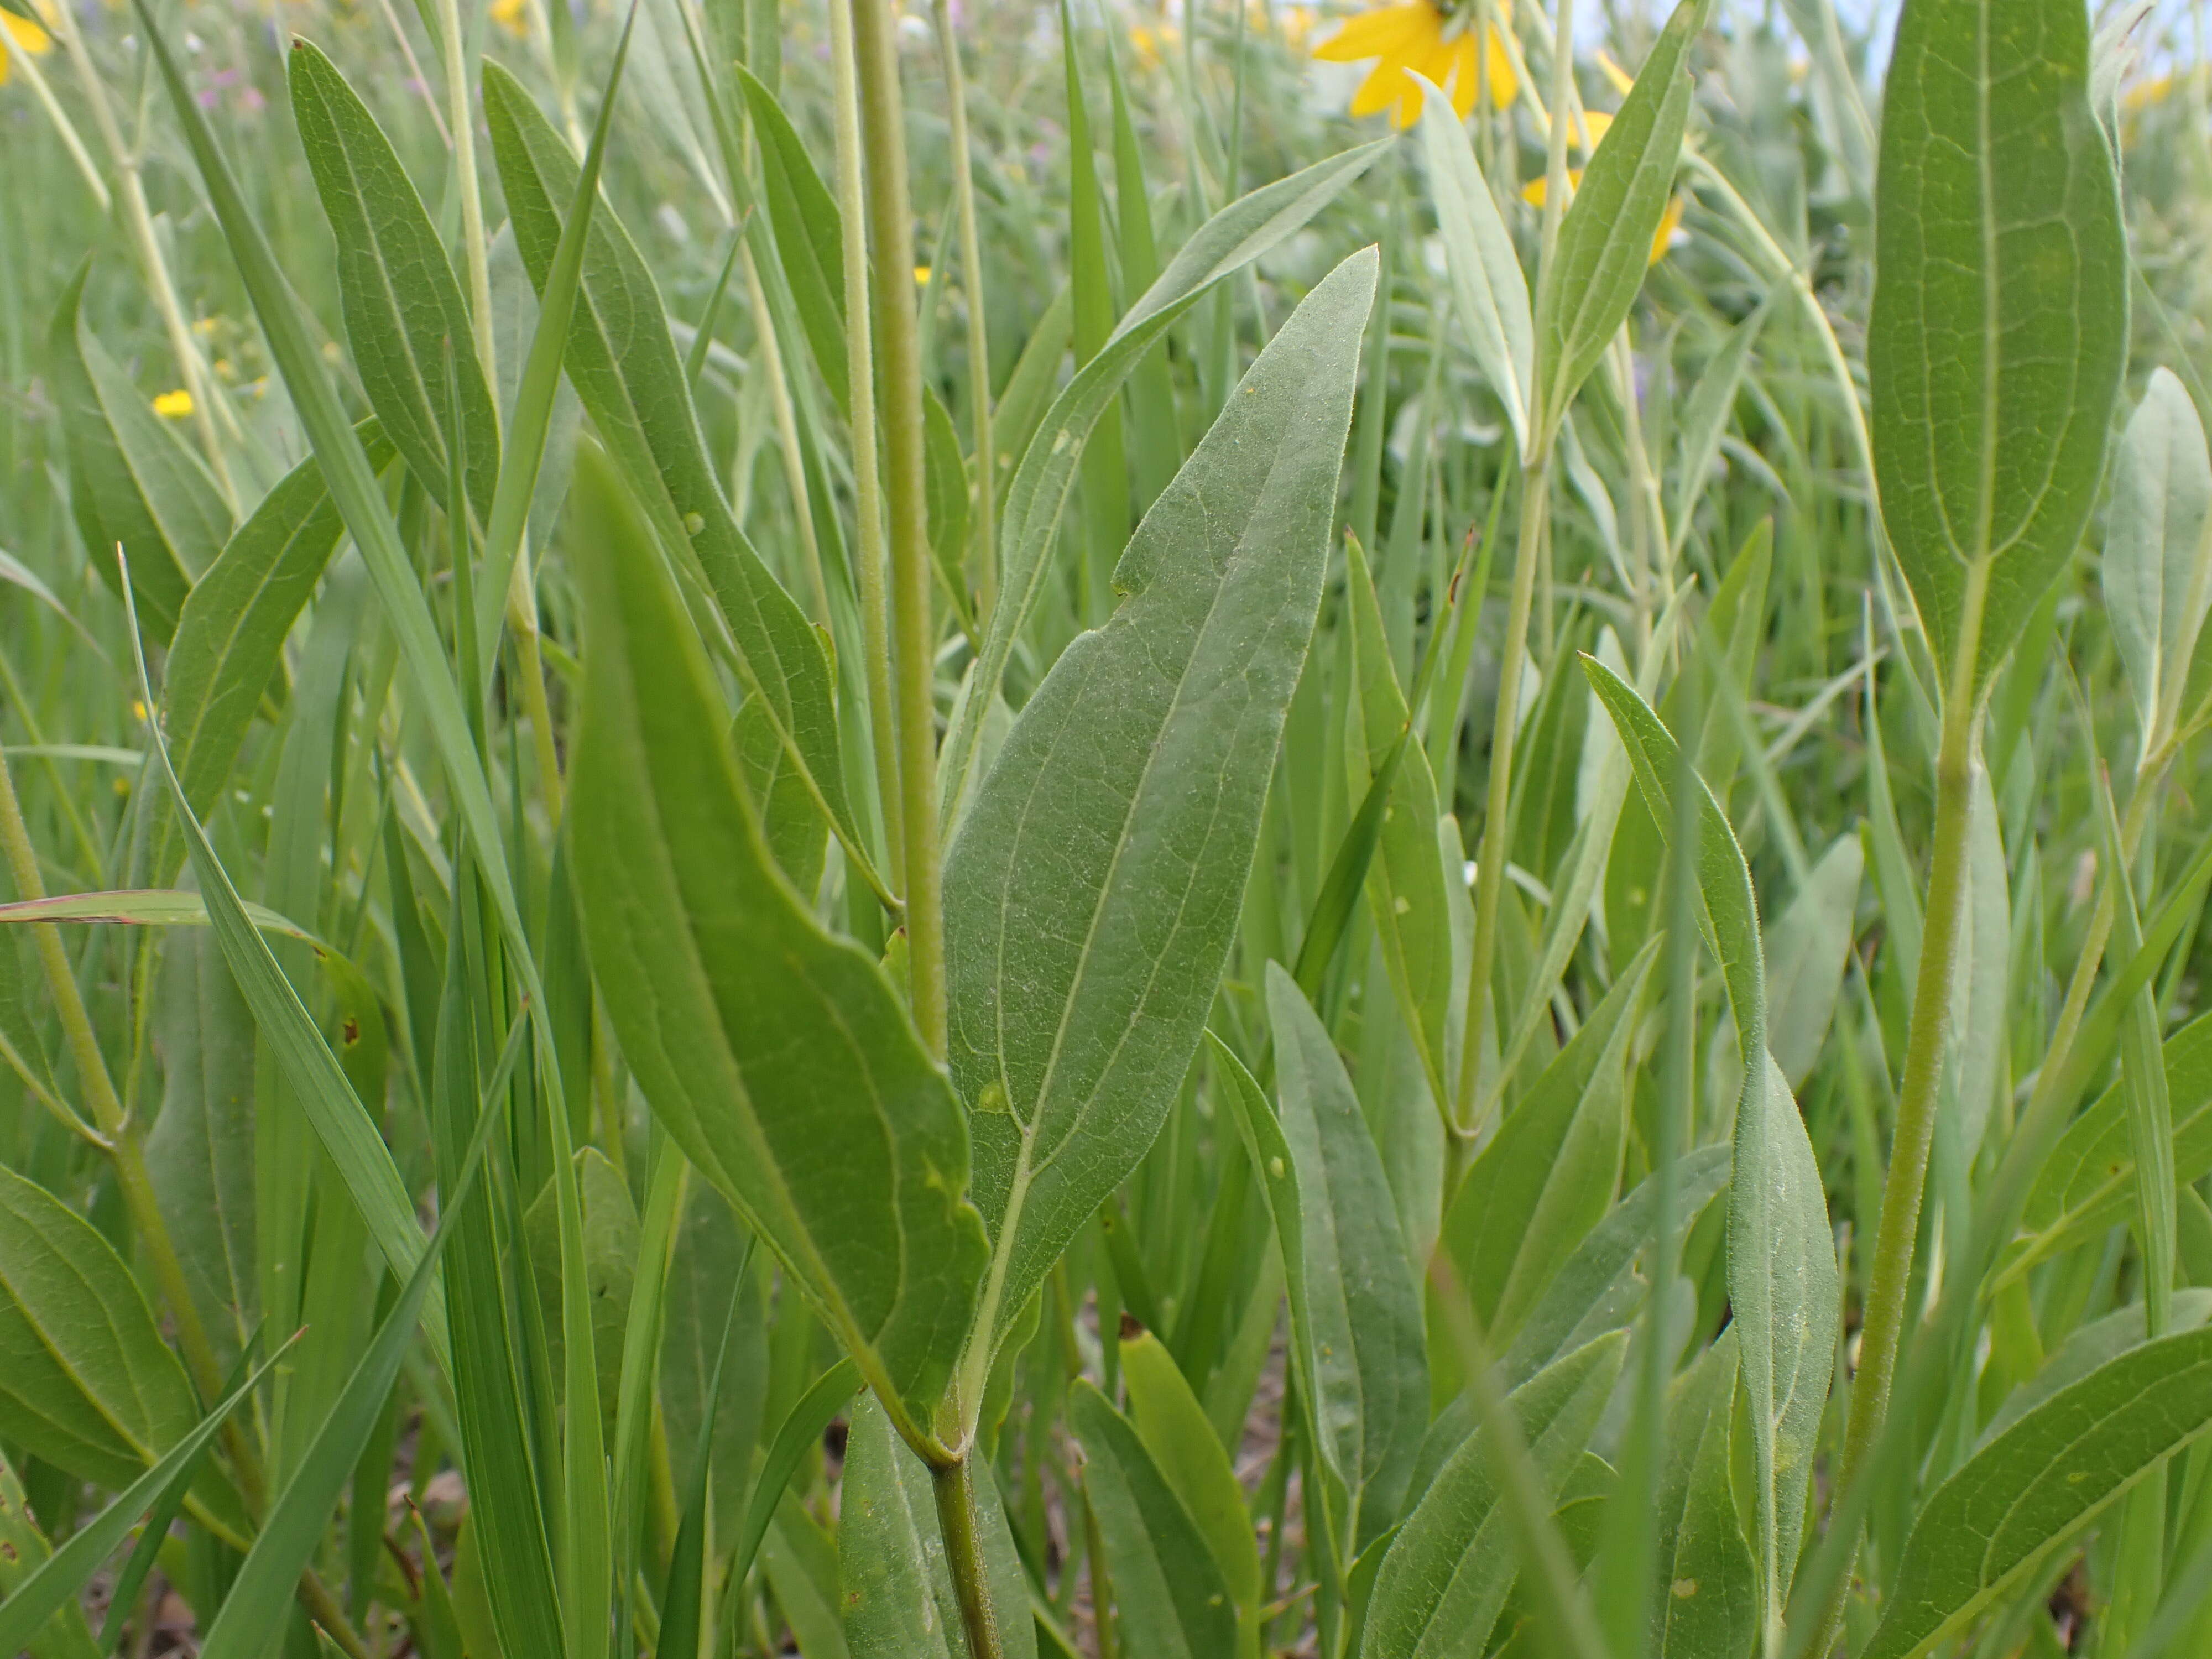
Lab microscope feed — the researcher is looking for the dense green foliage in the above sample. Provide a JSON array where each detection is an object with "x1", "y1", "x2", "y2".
[{"x1": 1, "y1": 0, "x2": 2210, "y2": 1654}]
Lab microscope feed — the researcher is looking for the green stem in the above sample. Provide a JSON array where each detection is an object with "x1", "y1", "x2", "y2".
[
  {"x1": 931, "y1": 1455, "x2": 1005, "y2": 1659},
  {"x1": 830, "y1": 0, "x2": 906, "y2": 893},
  {"x1": 931, "y1": 0, "x2": 997, "y2": 623},
  {"x1": 431, "y1": 0, "x2": 497, "y2": 397},
  {"x1": 852, "y1": 0, "x2": 947, "y2": 1056}
]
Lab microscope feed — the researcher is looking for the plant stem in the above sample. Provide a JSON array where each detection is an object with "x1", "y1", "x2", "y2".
[
  {"x1": 830, "y1": 0, "x2": 906, "y2": 893},
  {"x1": 432, "y1": 0, "x2": 497, "y2": 395},
  {"x1": 931, "y1": 0, "x2": 997, "y2": 623},
  {"x1": 851, "y1": 0, "x2": 948, "y2": 1057},
  {"x1": 931, "y1": 1455, "x2": 1005, "y2": 1659}
]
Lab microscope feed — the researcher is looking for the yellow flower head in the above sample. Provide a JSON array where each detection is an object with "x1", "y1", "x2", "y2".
[
  {"x1": 1129, "y1": 20, "x2": 1179, "y2": 71},
  {"x1": 153, "y1": 389, "x2": 195, "y2": 419},
  {"x1": 0, "y1": 8, "x2": 54, "y2": 86},
  {"x1": 489, "y1": 0, "x2": 530, "y2": 41},
  {"x1": 1312, "y1": 0, "x2": 1517, "y2": 129}
]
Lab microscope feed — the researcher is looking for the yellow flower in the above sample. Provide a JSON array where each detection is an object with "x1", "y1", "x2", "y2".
[
  {"x1": 1129, "y1": 21, "x2": 1179, "y2": 71},
  {"x1": 1312, "y1": 0, "x2": 1516, "y2": 130},
  {"x1": 914, "y1": 265, "x2": 932, "y2": 286},
  {"x1": 152, "y1": 389, "x2": 195, "y2": 419},
  {"x1": 489, "y1": 0, "x2": 530, "y2": 40},
  {"x1": 1521, "y1": 170, "x2": 1684, "y2": 264},
  {"x1": 0, "y1": 9, "x2": 54, "y2": 86}
]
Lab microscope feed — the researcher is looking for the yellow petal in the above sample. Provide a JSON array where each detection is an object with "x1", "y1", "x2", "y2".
[
  {"x1": 153, "y1": 389, "x2": 195, "y2": 419},
  {"x1": 1577, "y1": 108, "x2": 1613, "y2": 154},
  {"x1": 1448, "y1": 30, "x2": 1479, "y2": 116},
  {"x1": 1595, "y1": 49, "x2": 1636, "y2": 98},
  {"x1": 1314, "y1": 3, "x2": 1436, "y2": 64},
  {"x1": 1649, "y1": 194, "x2": 1685, "y2": 264},
  {"x1": 1484, "y1": 25, "x2": 1517, "y2": 106},
  {"x1": 2, "y1": 11, "x2": 50, "y2": 52},
  {"x1": 1349, "y1": 56, "x2": 1412, "y2": 117}
]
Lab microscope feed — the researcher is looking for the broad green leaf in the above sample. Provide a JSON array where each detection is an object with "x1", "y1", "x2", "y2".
[
  {"x1": 0, "y1": 1161, "x2": 206, "y2": 1493},
  {"x1": 1119, "y1": 1327, "x2": 1262, "y2": 1625},
  {"x1": 1344, "y1": 535, "x2": 1456, "y2": 1110},
  {"x1": 2105, "y1": 368, "x2": 2212, "y2": 737},
  {"x1": 1436, "y1": 938, "x2": 1655, "y2": 1369},
  {"x1": 149, "y1": 928, "x2": 257, "y2": 1367},
  {"x1": 524, "y1": 1146, "x2": 638, "y2": 1438},
  {"x1": 481, "y1": 61, "x2": 869, "y2": 875},
  {"x1": 1360, "y1": 1333, "x2": 1628, "y2": 1659},
  {"x1": 737, "y1": 64, "x2": 846, "y2": 408},
  {"x1": 566, "y1": 444, "x2": 985, "y2": 1446},
  {"x1": 1762, "y1": 834, "x2": 1862, "y2": 1093},
  {"x1": 733, "y1": 696, "x2": 830, "y2": 899},
  {"x1": 0, "y1": 1450, "x2": 98, "y2": 1659},
  {"x1": 1652, "y1": 1334, "x2": 1757, "y2": 1659},
  {"x1": 1266, "y1": 963, "x2": 1430, "y2": 1546},
  {"x1": 2008, "y1": 1008, "x2": 2212, "y2": 1282},
  {"x1": 939, "y1": 143, "x2": 1390, "y2": 808},
  {"x1": 0, "y1": 1339, "x2": 288, "y2": 1658},
  {"x1": 288, "y1": 41, "x2": 499, "y2": 522},
  {"x1": 1862, "y1": 1324, "x2": 2212, "y2": 1659},
  {"x1": 1070, "y1": 1380, "x2": 1239, "y2": 1659},
  {"x1": 1416, "y1": 76, "x2": 1532, "y2": 455},
  {"x1": 1984, "y1": 1291, "x2": 2212, "y2": 1443},
  {"x1": 1533, "y1": 0, "x2": 1712, "y2": 437},
  {"x1": 48, "y1": 265, "x2": 225, "y2": 643},
  {"x1": 1869, "y1": 0, "x2": 2128, "y2": 693},
  {"x1": 160, "y1": 420, "x2": 393, "y2": 832},
  {"x1": 945, "y1": 248, "x2": 1376, "y2": 1385},
  {"x1": 841, "y1": 1395, "x2": 1035, "y2": 1659},
  {"x1": 1729, "y1": 1053, "x2": 1838, "y2": 1638}
]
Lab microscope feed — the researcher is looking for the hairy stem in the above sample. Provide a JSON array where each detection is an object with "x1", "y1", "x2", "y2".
[
  {"x1": 931, "y1": 1456, "x2": 1005, "y2": 1659},
  {"x1": 852, "y1": 0, "x2": 947, "y2": 1055}
]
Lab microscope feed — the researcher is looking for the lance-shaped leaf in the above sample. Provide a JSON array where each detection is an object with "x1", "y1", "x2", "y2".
[
  {"x1": 1417, "y1": 76, "x2": 1532, "y2": 455},
  {"x1": 1266, "y1": 966, "x2": 1429, "y2": 1548},
  {"x1": 1863, "y1": 1324, "x2": 2212, "y2": 1659},
  {"x1": 1070, "y1": 1380, "x2": 1239, "y2": 1659},
  {"x1": 48, "y1": 265, "x2": 226, "y2": 643},
  {"x1": 1360, "y1": 1333, "x2": 1627, "y2": 1659},
  {"x1": 2106, "y1": 367, "x2": 2212, "y2": 738},
  {"x1": 160, "y1": 420, "x2": 392, "y2": 830},
  {"x1": 289, "y1": 41, "x2": 499, "y2": 522},
  {"x1": 1582, "y1": 658, "x2": 1835, "y2": 1639},
  {"x1": 1652, "y1": 1334, "x2": 1757, "y2": 1659},
  {"x1": 1870, "y1": 0, "x2": 2128, "y2": 695},
  {"x1": 737, "y1": 65, "x2": 846, "y2": 409},
  {"x1": 940, "y1": 144, "x2": 1390, "y2": 808},
  {"x1": 944, "y1": 248, "x2": 1377, "y2": 1379},
  {"x1": 1533, "y1": 0, "x2": 1713, "y2": 436},
  {"x1": 482, "y1": 60, "x2": 867, "y2": 876},
  {"x1": 566, "y1": 444, "x2": 986, "y2": 1447}
]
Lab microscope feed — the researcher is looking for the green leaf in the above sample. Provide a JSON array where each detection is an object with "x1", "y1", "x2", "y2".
[
  {"x1": 524, "y1": 1146, "x2": 638, "y2": 1439},
  {"x1": 0, "y1": 1162, "x2": 207, "y2": 1494},
  {"x1": 1861, "y1": 1324, "x2": 2212, "y2": 1659},
  {"x1": 737, "y1": 64, "x2": 847, "y2": 410},
  {"x1": 1762, "y1": 834, "x2": 1863, "y2": 1093},
  {"x1": 160, "y1": 419, "x2": 393, "y2": 832},
  {"x1": 732, "y1": 695, "x2": 830, "y2": 899},
  {"x1": 660, "y1": 1177, "x2": 769, "y2": 1542},
  {"x1": 1344, "y1": 535, "x2": 1457, "y2": 1109},
  {"x1": 481, "y1": 61, "x2": 871, "y2": 884},
  {"x1": 2106, "y1": 367, "x2": 2212, "y2": 737},
  {"x1": 1360, "y1": 1333, "x2": 1628, "y2": 1659},
  {"x1": 1069, "y1": 1379, "x2": 1239, "y2": 1659},
  {"x1": 0, "y1": 1449, "x2": 99, "y2": 1659},
  {"x1": 1119, "y1": 1326, "x2": 1262, "y2": 1623},
  {"x1": 1265, "y1": 965, "x2": 1429, "y2": 1546},
  {"x1": 0, "y1": 1338, "x2": 289, "y2": 1659},
  {"x1": 1416, "y1": 77, "x2": 1532, "y2": 455},
  {"x1": 732, "y1": 1357, "x2": 859, "y2": 1593},
  {"x1": 1436, "y1": 938, "x2": 1654, "y2": 1361},
  {"x1": 939, "y1": 143, "x2": 1390, "y2": 808},
  {"x1": 1652, "y1": 1334, "x2": 1757, "y2": 1659},
  {"x1": 925, "y1": 385, "x2": 973, "y2": 611},
  {"x1": 945, "y1": 248, "x2": 1377, "y2": 1386},
  {"x1": 566, "y1": 443, "x2": 985, "y2": 1447},
  {"x1": 48, "y1": 265, "x2": 226, "y2": 644},
  {"x1": 288, "y1": 40, "x2": 499, "y2": 523},
  {"x1": 841, "y1": 1395, "x2": 1035, "y2": 1659},
  {"x1": 1869, "y1": 0, "x2": 2128, "y2": 694},
  {"x1": 1729, "y1": 1053, "x2": 1838, "y2": 1637},
  {"x1": 149, "y1": 928, "x2": 257, "y2": 1368},
  {"x1": 1984, "y1": 1291, "x2": 2212, "y2": 1444},
  {"x1": 1533, "y1": 0, "x2": 1712, "y2": 437}
]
